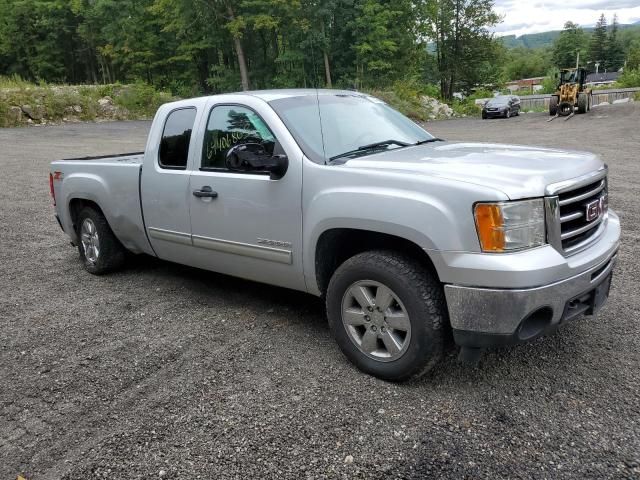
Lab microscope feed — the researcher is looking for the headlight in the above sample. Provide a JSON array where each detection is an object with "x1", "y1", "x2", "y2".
[{"x1": 474, "y1": 199, "x2": 546, "y2": 252}]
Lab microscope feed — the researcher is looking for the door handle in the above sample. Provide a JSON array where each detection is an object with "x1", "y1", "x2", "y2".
[{"x1": 193, "y1": 186, "x2": 218, "y2": 199}]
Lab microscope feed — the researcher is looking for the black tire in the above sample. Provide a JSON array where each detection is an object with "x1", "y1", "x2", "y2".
[
  {"x1": 482, "y1": 111, "x2": 487, "y2": 119},
  {"x1": 558, "y1": 101, "x2": 573, "y2": 116},
  {"x1": 549, "y1": 95, "x2": 559, "y2": 116},
  {"x1": 577, "y1": 93, "x2": 588, "y2": 114},
  {"x1": 76, "y1": 206, "x2": 126, "y2": 275},
  {"x1": 505, "y1": 109, "x2": 511, "y2": 119},
  {"x1": 326, "y1": 250, "x2": 447, "y2": 381}
]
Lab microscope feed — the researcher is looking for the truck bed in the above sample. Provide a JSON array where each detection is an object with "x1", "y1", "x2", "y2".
[
  {"x1": 51, "y1": 152, "x2": 153, "y2": 256},
  {"x1": 60, "y1": 152, "x2": 144, "y2": 163}
]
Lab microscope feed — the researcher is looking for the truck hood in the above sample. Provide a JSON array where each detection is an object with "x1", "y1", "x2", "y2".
[{"x1": 342, "y1": 141, "x2": 604, "y2": 199}]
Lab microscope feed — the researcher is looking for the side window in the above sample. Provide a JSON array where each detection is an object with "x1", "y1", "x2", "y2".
[
  {"x1": 159, "y1": 108, "x2": 197, "y2": 169},
  {"x1": 202, "y1": 105, "x2": 276, "y2": 170}
]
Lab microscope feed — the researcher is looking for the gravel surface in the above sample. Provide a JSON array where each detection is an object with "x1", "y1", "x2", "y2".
[{"x1": 1, "y1": 104, "x2": 638, "y2": 479}]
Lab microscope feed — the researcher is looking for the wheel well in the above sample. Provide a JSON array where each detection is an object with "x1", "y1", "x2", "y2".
[
  {"x1": 315, "y1": 229, "x2": 439, "y2": 296},
  {"x1": 69, "y1": 198, "x2": 103, "y2": 233}
]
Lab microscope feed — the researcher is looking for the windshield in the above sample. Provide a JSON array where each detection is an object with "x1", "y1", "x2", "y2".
[
  {"x1": 269, "y1": 93, "x2": 435, "y2": 164},
  {"x1": 487, "y1": 96, "x2": 510, "y2": 106}
]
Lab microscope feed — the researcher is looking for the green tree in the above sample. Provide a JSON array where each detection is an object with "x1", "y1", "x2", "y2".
[
  {"x1": 351, "y1": 0, "x2": 421, "y2": 88},
  {"x1": 606, "y1": 14, "x2": 625, "y2": 71},
  {"x1": 421, "y1": 0, "x2": 501, "y2": 99},
  {"x1": 503, "y1": 47, "x2": 552, "y2": 81},
  {"x1": 540, "y1": 67, "x2": 560, "y2": 94},
  {"x1": 552, "y1": 21, "x2": 588, "y2": 69},
  {"x1": 588, "y1": 14, "x2": 608, "y2": 66},
  {"x1": 628, "y1": 40, "x2": 640, "y2": 70},
  {"x1": 0, "y1": 0, "x2": 81, "y2": 82}
]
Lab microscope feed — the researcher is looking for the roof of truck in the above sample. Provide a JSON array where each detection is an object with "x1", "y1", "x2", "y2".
[
  {"x1": 160, "y1": 89, "x2": 374, "y2": 112},
  {"x1": 239, "y1": 89, "x2": 367, "y2": 102}
]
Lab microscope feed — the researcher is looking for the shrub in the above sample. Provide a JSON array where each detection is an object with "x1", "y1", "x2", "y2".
[
  {"x1": 366, "y1": 89, "x2": 428, "y2": 120},
  {"x1": 616, "y1": 69, "x2": 640, "y2": 88},
  {"x1": 114, "y1": 82, "x2": 173, "y2": 117},
  {"x1": 451, "y1": 89, "x2": 494, "y2": 116}
]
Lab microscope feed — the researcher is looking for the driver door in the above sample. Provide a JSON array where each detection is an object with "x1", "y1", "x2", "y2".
[{"x1": 188, "y1": 97, "x2": 305, "y2": 291}]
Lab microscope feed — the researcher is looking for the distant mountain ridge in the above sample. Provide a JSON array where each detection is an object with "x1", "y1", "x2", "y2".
[{"x1": 499, "y1": 21, "x2": 640, "y2": 49}]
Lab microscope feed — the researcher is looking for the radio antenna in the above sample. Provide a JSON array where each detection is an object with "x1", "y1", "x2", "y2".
[{"x1": 309, "y1": 33, "x2": 327, "y2": 163}]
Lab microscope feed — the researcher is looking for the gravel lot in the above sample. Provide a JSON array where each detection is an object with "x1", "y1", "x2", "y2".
[{"x1": 1, "y1": 103, "x2": 639, "y2": 479}]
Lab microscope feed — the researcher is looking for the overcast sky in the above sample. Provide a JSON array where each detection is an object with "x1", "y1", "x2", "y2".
[{"x1": 493, "y1": 0, "x2": 640, "y2": 37}]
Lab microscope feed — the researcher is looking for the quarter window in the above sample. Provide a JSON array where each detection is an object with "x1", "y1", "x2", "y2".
[
  {"x1": 202, "y1": 105, "x2": 276, "y2": 170},
  {"x1": 159, "y1": 108, "x2": 197, "y2": 169}
]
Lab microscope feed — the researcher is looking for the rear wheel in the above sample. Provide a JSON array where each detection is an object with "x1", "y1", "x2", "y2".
[
  {"x1": 76, "y1": 206, "x2": 126, "y2": 275},
  {"x1": 505, "y1": 109, "x2": 511, "y2": 118},
  {"x1": 549, "y1": 95, "x2": 559, "y2": 116},
  {"x1": 326, "y1": 250, "x2": 447, "y2": 381},
  {"x1": 577, "y1": 93, "x2": 588, "y2": 114}
]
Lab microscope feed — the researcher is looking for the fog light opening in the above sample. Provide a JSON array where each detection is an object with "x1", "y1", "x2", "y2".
[{"x1": 517, "y1": 307, "x2": 554, "y2": 341}]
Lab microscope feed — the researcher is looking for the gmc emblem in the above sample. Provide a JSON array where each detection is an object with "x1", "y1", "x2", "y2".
[{"x1": 586, "y1": 194, "x2": 608, "y2": 222}]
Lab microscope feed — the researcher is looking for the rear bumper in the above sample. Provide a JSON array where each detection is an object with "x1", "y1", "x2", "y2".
[
  {"x1": 447, "y1": 251, "x2": 617, "y2": 348},
  {"x1": 54, "y1": 214, "x2": 64, "y2": 232}
]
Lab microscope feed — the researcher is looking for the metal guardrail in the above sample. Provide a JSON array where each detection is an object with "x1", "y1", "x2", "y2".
[
  {"x1": 475, "y1": 87, "x2": 639, "y2": 111},
  {"x1": 518, "y1": 88, "x2": 640, "y2": 110}
]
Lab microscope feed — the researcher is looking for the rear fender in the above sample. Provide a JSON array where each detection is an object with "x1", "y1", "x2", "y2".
[{"x1": 60, "y1": 171, "x2": 153, "y2": 255}]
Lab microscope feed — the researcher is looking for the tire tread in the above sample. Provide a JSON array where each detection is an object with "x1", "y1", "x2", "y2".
[{"x1": 77, "y1": 206, "x2": 126, "y2": 275}]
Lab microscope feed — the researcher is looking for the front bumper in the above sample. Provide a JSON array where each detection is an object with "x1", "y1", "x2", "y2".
[
  {"x1": 483, "y1": 110, "x2": 507, "y2": 118},
  {"x1": 446, "y1": 251, "x2": 617, "y2": 348},
  {"x1": 440, "y1": 211, "x2": 621, "y2": 349}
]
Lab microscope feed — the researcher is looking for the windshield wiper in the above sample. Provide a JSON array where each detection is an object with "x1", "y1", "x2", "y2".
[
  {"x1": 329, "y1": 139, "x2": 410, "y2": 162},
  {"x1": 413, "y1": 137, "x2": 444, "y2": 145}
]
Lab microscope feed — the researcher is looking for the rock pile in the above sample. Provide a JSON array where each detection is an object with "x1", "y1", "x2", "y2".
[{"x1": 420, "y1": 96, "x2": 454, "y2": 120}]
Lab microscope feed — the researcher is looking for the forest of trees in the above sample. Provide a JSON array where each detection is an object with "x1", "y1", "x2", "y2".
[
  {"x1": 1, "y1": 0, "x2": 640, "y2": 99},
  {"x1": 0, "y1": 0, "x2": 505, "y2": 99}
]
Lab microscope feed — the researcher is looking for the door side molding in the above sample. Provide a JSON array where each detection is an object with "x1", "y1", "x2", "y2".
[
  {"x1": 192, "y1": 235, "x2": 292, "y2": 264},
  {"x1": 147, "y1": 227, "x2": 192, "y2": 246}
]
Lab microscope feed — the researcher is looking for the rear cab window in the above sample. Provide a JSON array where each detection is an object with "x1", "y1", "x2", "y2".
[{"x1": 159, "y1": 108, "x2": 197, "y2": 169}]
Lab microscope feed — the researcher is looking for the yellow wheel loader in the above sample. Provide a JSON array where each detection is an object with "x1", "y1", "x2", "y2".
[{"x1": 549, "y1": 68, "x2": 592, "y2": 118}]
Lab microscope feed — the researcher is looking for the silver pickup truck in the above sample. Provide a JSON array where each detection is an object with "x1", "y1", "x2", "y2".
[{"x1": 50, "y1": 89, "x2": 620, "y2": 381}]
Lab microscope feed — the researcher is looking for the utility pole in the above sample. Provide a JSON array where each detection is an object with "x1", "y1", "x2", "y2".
[{"x1": 576, "y1": 51, "x2": 580, "y2": 69}]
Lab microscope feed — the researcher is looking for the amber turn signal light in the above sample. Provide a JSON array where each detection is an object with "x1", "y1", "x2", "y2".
[{"x1": 474, "y1": 203, "x2": 505, "y2": 252}]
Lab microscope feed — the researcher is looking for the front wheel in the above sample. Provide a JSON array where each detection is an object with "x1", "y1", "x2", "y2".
[
  {"x1": 326, "y1": 250, "x2": 447, "y2": 381},
  {"x1": 76, "y1": 206, "x2": 126, "y2": 275},
  {"x1": 549, "y1": 96, "x2": 559, "y2": 116}
]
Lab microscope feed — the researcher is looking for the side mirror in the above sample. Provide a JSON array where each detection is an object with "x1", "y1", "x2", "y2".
[{"x1": 225, "y1": 143, "x2": 289, "y2": 180}]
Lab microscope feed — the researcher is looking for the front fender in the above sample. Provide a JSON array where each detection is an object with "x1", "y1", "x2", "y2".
[{"x1": 303, "y1": 186, "x2": 478, "y2": 295}]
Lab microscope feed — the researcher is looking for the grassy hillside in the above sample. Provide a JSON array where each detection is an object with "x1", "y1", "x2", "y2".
[
  {"x1": 0, "y1": 77, "x2": 173, "y2": 127},
  {"x1": 500, "y1": 22, "x2": 640, "y2": 49}
]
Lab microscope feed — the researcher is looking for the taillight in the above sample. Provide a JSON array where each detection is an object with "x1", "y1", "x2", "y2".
[{"x1": 49, "y1": 172, "x2": 56, "y2": 206}]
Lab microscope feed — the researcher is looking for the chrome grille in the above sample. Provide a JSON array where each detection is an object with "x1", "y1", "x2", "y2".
[{"x1": 545, "y1": 168, "x2": 609, "y2": 256}]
